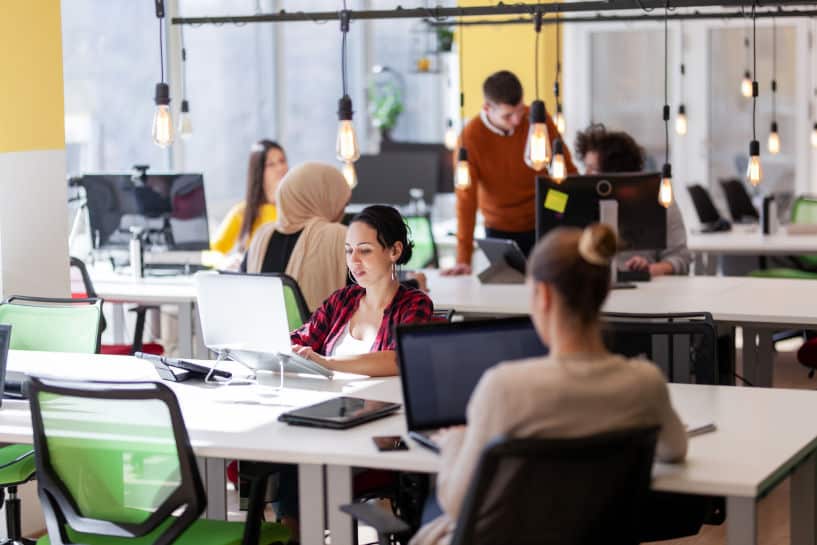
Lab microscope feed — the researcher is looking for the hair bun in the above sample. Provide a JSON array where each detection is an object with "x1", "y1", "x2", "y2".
[{"x1": 578, "y1": 223, "x2": 617, "y2": 266}]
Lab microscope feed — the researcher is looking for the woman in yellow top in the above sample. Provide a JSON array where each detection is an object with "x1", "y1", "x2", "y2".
[{"x1": 210, "y1": 140, "x2": 289, "y2": 254}]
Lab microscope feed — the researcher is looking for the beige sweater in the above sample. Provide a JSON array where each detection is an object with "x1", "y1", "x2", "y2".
[{"x1": 410, "y1": 353, "x2": 688, "y2": 545}]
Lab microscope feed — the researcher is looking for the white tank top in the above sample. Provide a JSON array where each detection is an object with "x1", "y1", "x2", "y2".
[{"x1": 331, "y1": 322, "x2": 376, "y2": 357}]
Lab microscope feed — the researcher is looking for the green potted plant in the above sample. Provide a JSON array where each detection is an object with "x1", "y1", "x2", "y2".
[
  {"x1": 368, "y1": 75, "x2": 404, "y2": 140},
  {"x1": 436, "y1": 27, "x2": 454, "y2": 52}
]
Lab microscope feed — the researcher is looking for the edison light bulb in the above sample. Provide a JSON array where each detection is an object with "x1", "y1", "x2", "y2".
[
  {"x1": 444, "y1": 120, "x2": 458, "y2": 151},
  {"x1": 342, "y1": 162, "x2": 357, "y2": 189},
  {"x1": 178, "y1": 99, "x2": 192, "y2": 140},
  {"x1": 524, "y1": 100, "x2": 551, "y2": 172},
  {"x1": 336, "y1": 96, "x2": 360, "y2": 162},
  {"x1": 555, "y1": 105, "x2": 566, "y2": 136},
  {"x1": 659, "y1": 164, "x2": 673, "y2": 208},
  {"x1": 675, "y1": 105, "x2": 688, "y2": 136},
  {"x1": 812, "y1": 123, "x2": 817, "y2": 149},
  {"x1": 550, "y1": 140, "x2": 566, "y2": 184},
  {"x1": 455, "y1": 148, "x2": 471, "y2": 189},
  {"x1": 747, "y1": 140, "x2": 762, "y2": 186},
  {"x1": 767, "y1": 122, "x2": 780, "y2": 155},
  {"x1": 741, "y1": 71, "x2": 753, "y2": 98},
  {"x1": 152, "y1": 83, "x2": 173, "y2": 148}
]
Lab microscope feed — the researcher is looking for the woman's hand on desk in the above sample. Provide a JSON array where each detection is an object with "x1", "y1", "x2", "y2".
[
  {"x1": 292, "y1": 345, "x2": 329, "y2": 366},
  {"x1": 623, "y1": 256, "x2": 651, "y2": 273}
]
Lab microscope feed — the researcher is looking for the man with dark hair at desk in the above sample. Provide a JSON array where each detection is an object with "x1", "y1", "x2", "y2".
[
  {"x1": 574, "y1": 123, "x2": 692, "y2": 276},
  {"x1": 444, "y1": 70, "x2": 577, "y2": 276}
]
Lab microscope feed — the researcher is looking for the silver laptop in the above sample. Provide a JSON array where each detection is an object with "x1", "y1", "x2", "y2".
[{"x1": 195, "y1": 272, "x2": 334, "y2": 379}]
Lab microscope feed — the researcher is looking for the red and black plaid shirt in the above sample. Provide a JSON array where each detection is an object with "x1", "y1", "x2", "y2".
[{"x1": 290, "y1": 284, "x2": 433, "y2": 355}]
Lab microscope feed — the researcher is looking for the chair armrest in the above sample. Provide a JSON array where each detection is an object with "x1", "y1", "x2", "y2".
[{"x1": 340, "y1": 503, "x2": 411, "y2": 535}]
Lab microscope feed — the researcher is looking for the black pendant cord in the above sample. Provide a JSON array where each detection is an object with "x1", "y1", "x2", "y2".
[
  {"x1": 534, "y1": 13, "x2": 541, "y2": 99},
  {"x1": 679, "y1": 19, "x2": 684, "y2": 104},
  {"x1": 771, "y1": 16, "x2": 777, "y2": 121},
  {"x1": 341, "y1": 0, "x2": 349, "y2": 97},
  {"x1": 458, "y1": 17, "x2": 465, "y2": 121},
  {"x1": 159, "y1": 18, "x2": 165, "y2": 83},
  {"x1": 555, "y1": 11, "x2": 561, "y2": 105},
  {"x1": 180, "y1": 24, "x2": 187, "y2": 98},
  {"x1": 752, "y1": 0, "x2": 757, "y2": 141},
  {"x1": 663, "y1": 0, "x2": 669, "y2": 166}
]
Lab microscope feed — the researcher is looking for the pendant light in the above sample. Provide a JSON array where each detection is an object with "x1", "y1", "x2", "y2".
[
  {"x1": 342, "y1": 162, "x2": 358, "y2": 189},
  {"x1": 675, "y1": 22, "x2": 687, "y2": 136},
  {"x1": 767, "y1": 17, "x2": 780, "y2": 155},
  {"x1": 524, "y1": 11, "x2": 551, "y2": 172},
  {"x1": 444, "y1": 119, "x2": 457, "y2": 151},
  {"x1": 553, "y1": 13, "x2": 566, "y2": 136},
  {"x1": 454, "y1": 18, "x2": 471, "y2": 189},
  {"x1": 747, "y1": 0, "x2": 762, "y2": 186},
  {"x1": 550, "y1": 139, "x2": 567, "y2": 183},
  {"x1": 741, "y1": 32, "x2": 753, "y2": 98},
  {"x1": 152, "y1": 0, "x2": 173, "y2": 148},
  {"x1": 658, "y1": 0, "x2": 673, "y2": 209},
  {"x1": 336, "y1": 8, "x2": 360, "y2": 163},
  {"x1": 178, "y1": 25, "x2": 192, "y2": 140}
]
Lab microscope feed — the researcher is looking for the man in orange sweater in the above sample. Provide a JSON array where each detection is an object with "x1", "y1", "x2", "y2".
[{"x1": 444, "y1": 70, "x2": 577, "y2": 275}]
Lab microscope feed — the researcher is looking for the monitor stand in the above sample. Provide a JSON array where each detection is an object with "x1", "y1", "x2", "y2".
[{"x1": 478, "y1": 263, "x2": 526, "y2": 284}]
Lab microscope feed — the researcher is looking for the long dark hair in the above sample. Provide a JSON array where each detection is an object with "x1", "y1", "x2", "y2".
[{"x1": 238, "y1": 139, "x2": 285, "y2": 249}]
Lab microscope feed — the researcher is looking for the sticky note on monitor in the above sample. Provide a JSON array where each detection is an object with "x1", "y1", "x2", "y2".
[{"x1": 544, "y1": 188, "x2": 568, "y2": 214}]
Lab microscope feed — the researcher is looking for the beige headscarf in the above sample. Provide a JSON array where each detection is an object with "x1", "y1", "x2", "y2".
[{"x1": 246, "y1": 162, "x2": 351, "y2": 310}]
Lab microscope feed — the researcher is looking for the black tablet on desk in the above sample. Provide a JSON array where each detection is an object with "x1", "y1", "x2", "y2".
[{"x1": 279, "y1": 397, "x2": 401, "y2": 429}]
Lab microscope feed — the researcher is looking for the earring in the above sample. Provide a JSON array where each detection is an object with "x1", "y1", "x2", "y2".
[{"x1": 391, "y1": 263, "x2": 397, "y2": 281}]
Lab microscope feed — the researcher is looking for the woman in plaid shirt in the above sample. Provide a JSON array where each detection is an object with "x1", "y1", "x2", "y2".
[{"x1": 291, "y1": 205, "x2": 434, "y2": 376}]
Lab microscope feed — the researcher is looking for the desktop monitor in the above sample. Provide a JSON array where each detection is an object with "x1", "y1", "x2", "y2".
[
  {"x1": 396, "y1": 317, "x2": 548, "y2": 430},
  {"x1": 349, "y1": 151, "x2": 439, "y2": 206},
  {"x1": 535, "y1": 173, "x2": 667, "y2": 252},
  {"x1": 74, "y1": 173, "x2": 210, "y2": 251}
]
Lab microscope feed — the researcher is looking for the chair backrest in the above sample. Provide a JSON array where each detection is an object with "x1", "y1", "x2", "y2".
[
  {"x1": 451, "y1": 428, "x2": 659, "y2": 545},
  {"x1": 404, "y1": 215, "x2": 438, "y2": 269},
  {"x1": 719, "y1": 179, "x2": 759, "y2": 222},
  {"x1": 687, "y1": 185, "x2": 722, "y2": 225},
  {"x1": 29, "y1": 377, "x2": 204, "y2": 545},
  {"x1": 217, "y1": 271, "x2": 310, "y2": 330},
  {"x1": 601, "y1": 312, "x2": 718, "y2": 385},
  {"x1": 790, "y1": 196, "x2": 817, "y2": 269},
  {"x1": 70, "y1": 257, "x2": 108, "y2": 335},
  {"x1": 0, "y1": 296, "x2": 102, "y2": 354}
]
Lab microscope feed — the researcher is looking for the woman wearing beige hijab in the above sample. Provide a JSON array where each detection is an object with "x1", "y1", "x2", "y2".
[{"x1": 245, "y1": 162, "x2": 350, "y2": 310}]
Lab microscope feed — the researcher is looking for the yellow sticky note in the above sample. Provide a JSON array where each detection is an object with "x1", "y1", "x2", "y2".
[{"x1": 544, "y1": 189, "x2": 568, "y2": 214}]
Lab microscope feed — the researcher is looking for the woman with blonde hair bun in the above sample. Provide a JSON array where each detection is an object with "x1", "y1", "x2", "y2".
[{"x1": 411, "y1": 223, "x2": 688, "y2": 545}]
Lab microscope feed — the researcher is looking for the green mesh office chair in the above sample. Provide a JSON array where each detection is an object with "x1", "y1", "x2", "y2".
[
  {"x1": 28, "y1": 377, "x2": 289, "y2": 545},
  {"x1": 0, "y1": 295, "x2": 102, "y2": 545},
  {"x1": 404, "y1": 215, "x2": 438, "y2": 270},
  {"x1": 750, "y1": 196, "x2": 817, "y2": 279}
]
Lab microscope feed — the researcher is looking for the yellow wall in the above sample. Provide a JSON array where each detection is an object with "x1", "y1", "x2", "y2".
[
  {"x1": 457, "y1": 1, "x2": 561, "y2": 120},
  {"x1": 0, "y1": 1, "x2": 65, "y2": 153}
]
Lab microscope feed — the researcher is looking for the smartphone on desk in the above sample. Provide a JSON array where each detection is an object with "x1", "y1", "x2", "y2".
[{"x1": 373, "y1": 435, "x2": 409, "y2": 452}]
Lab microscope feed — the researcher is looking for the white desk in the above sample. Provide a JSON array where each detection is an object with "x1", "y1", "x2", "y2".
[
  {"x1": 687, "y1": 227, "x2": 817, "y2": 275},
  {"x1": 80, "y1": 271, "x2": 202, "y2": 358},
  {"x1": 425, "y1": 271, "x2": 817, "y2": 387},
  {"x1": 5, "y1": 351, "x2": 817, "y2": 545}
]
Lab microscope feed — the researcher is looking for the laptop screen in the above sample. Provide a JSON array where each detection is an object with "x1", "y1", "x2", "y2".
[
  {"x1": 0, "y1": 325, "x2": 11, "y2": 407},
  {"x1": 397, "y1": 318, "x2": 548, "y2": 431}
]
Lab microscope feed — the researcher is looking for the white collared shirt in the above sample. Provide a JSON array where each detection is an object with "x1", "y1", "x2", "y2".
[{"x1": 479, "y1": 109, "x2": 514, "y2": 137}]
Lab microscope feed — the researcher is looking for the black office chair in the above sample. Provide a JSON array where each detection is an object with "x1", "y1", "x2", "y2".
[
  {"x1": 341, "y1": 428, "x2": 659, "y2": 545},
  {"x1": 601, "y1": 312, "x2": 720, "y2": 385},
  {"x1": 719, "y1": 178, "x2": 759, "y2": 223},
  {"x1": 687, "y1": 185, "x2": 731, "y2": 232}
]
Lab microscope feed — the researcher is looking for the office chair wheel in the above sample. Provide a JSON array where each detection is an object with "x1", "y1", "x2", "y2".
[{"x1": 0, "y1": 539, "x2": 36, "y2": 545}]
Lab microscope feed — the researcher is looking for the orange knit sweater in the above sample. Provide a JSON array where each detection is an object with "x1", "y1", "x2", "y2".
[{"x1": 455, "y1": 107, "x2": 577, "y2": 264}]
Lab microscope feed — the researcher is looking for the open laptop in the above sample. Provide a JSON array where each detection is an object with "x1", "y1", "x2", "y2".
[
  {"x1": 195, "y1": 272, "x2": 334, "y2": 379},
  {"x1": 396, "y1": 317, "x2": 548, "y2": 452}
]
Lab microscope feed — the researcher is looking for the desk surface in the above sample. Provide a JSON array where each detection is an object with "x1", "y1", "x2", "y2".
[
  {"x1": 4, "y1": 350, "x2": 817, "y2": 499},
  {"x1": 425, "y1": 270, "x2": 817, "y2": 326},
  {"x1": 687, "y1": 227, "x2": 817, "y2": 255}
]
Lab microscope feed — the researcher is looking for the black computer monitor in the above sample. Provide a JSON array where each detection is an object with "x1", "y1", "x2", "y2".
[
  {"x1": 396, "y1": 317, "x2": 548, "y2": 430},
  {"x1": 74, "y1": 173, "x2": 210, "y2": 251},
  {"x1": 535, "y1": 173, "x2": 667, "y2": 252},
  {"x1": 349, "y1": 151, "x2": 439, "y2": 205},
  {"x1": 719, "y1": 178, "x2": 759, "y2": 223},
  {"x1": 0, "y1": 324, "x2": 11, "y2": 407}
]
